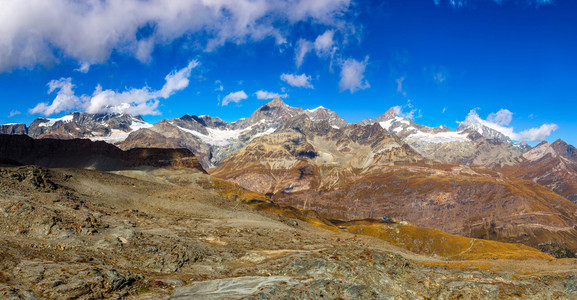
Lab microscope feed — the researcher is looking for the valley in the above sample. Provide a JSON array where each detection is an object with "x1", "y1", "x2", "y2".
[{"x1": 2, "y1": 98, "x2": 577, "y2": 298}]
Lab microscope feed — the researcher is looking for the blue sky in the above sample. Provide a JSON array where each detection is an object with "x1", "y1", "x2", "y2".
[{"x1": 1, "y1": 0, "x2": 575, "y2": 145}]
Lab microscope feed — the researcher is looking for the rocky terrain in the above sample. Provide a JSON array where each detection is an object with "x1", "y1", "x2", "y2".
[
  {"x1": 212, "y1": 117, "x2": 577, "y2": 258},
  {"x1": 4, "y1": 98, "x2": 577, "y2": 297},
  {"x1": 0, "y1": 123, "x2": 27, "y2": 135},
  {"x1": 360, "y1": 107, "x2": 525, "y2": 166},
  {"x1": 2, "y1": 162, "x2": 577, "y2": 299},
  {"x1": 500, "y1": 139, "x2": 577, "y2": 203},
  {"x1": 0, "y1": 135, "x2": 205, "y2": 172},
  {"x1": 0, "y1": 98, "x2": 540, "y2": 170},
  {"x1": 118, "y1": 98, "x2": 348, "y2": 169}
]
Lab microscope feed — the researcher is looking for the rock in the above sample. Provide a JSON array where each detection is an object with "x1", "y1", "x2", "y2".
[{"x1": 170, "y1": 276, "x2": 295, "y2": 299}]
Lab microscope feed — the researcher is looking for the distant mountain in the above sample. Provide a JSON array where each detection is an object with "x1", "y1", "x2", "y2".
[
  {"x1": 359, "y1": 107, "x2": 450, "y2": 139},
  {"x1": 0, "y1": 123, "x2": 27, "y2": 135},
  {"x1": 456, "y1": 122, "x2": 513, "y2": 144},
  {"x1": 26, "y1": 112, "x2": 152, "y2": 142},
  {"x1": 212, "y1": 115, "x2": 577, "y2": 257},
  {"x1": 359, "y1": 107, "x2": 524, "y2": 166},
  {"x1": 212, "y1": 114, "x2": 423, "y2": 195},
  {"x1": 1, "y1": 99, "x2": 561, "y2": 170},
  {"x1": 500, "y1": 139, "x2": 577, "y2": 203},
  {"x1": 118, "y1": 98, "x2": 348, "y2": 169}
]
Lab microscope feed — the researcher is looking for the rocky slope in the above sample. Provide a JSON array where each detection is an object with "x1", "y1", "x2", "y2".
[
  {"x1": 26, "y1": 112, "x2": 153, "y2": 142},
  {"x1": 360, "y1": 107, "x2": 525, "y2": 166},
  {"x1": 2, "y1": 99, "x2": 535, "y2": 169},
  {"x1": 1, "y1": 164, "x2": 576, "y2": 299},
  {"x1": 0, "y1": 134, "x2": 205, "y2": 172},
  {"x1": 0, "y1": 123, "x2": 27, "y2": 135},
  {"x1": 500, "y1": 139, "x2": 577, "y2": 203},
  {"x1": 212, "y1": 116, "x2": 577, "y2": 257},
  {"x1": 212, "y1": 114, "x2": 424, "y2": 194},
  {"x1": 117, "y1": 98, "x2": 348, "y2": 169}
]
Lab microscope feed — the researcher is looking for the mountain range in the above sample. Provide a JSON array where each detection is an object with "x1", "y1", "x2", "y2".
[
  {"x1": 3, "y1": 98, "x2": 577, "y2": 257},
  {"x1": 0, "y1": 98, "x2": 534, "y2": 168}
]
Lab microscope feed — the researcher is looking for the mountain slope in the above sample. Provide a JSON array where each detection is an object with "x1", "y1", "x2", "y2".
[
  {"x1": 27, "y1": 112, "x2": 152, "y2": 143},
  {"x1": 360, "y1": 108, "x2": 525, "y2": 166},
  {"x1": 0, "y1": 134, "x2": 205, "y2": 172},
  {"x1": 212, "y1": 115, "x2": 577, "y2": 257},
  {"x1": 500, "y1": 139, "x2": 577, "y2": 203},
  {"x1": 118, "y1": 98, "x2": 349, "y2": 169},
  {"x1": 212, "y1": 114, "x2": 424, "y2": 195}
]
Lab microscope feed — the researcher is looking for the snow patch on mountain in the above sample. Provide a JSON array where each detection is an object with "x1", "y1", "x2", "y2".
[
  {"x1": 306, "y1": 106, "x2": 325, "y2": 113},
  {"x1": 252, "y1": 127, "x2": 277, "y2": 139},
  {"x1": 38, "y1": 115, "x2": 74, "y2": 127},
  {"x1": 405, "y1": 131, "x2": 469, "y2": 144},
  {"x1": 378, "y1": 116, "x2": 410, "y2": 131},
  {"x1": 89, "y1": 117, "x2": 152, "y2": 143},
  {"x1": 130, "y1": 118, "x2": 153, "y2": 131}
]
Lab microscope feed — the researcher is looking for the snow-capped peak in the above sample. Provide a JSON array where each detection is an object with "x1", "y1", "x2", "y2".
[
  {"x1": 38, "y1": 114, "x2": 74, "y2": 127},
  {"x1": 306, "y1": 106, "x2": 325, "y2": 112}
]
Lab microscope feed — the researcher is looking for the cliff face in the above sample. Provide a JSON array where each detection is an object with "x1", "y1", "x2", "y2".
[
  {"x1": 500, "y1": 139, "x2": 577, "y2": 203},
  {"x1": 0, "y1": 134, "x2": 205, "y2": 173},
  {"x1": 0, "y1": 123, "x2": 27, "y2": 135},
  {"x1": 211, "y1": 119, "x2": 577, "y2": 257}
]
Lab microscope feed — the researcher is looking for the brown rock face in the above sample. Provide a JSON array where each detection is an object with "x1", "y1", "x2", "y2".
[
  {"x1": 0, "y1": 123, "x2": 27, "y2": 135},
  {"x1": 500, "y1": 139, "x2": 577, "y2": 203},
  {"x1": 0, "y1": 134, "x2": 205, "y2": 172},
  {"x1": 212, "y1": 120, "x2": 577, "y2": 257}
]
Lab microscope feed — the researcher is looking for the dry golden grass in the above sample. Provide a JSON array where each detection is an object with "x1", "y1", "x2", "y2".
[
  {"x1": 340, "y1": 220, "x2": 553, "y2": 261},
  {"x1": 204, "y1": 177, "x2": 553, "y2": 261}
]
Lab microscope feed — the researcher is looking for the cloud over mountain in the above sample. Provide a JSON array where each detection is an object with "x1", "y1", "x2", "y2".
[
  {"x1": 255, "y1": 90, "x2": 289, "y2": 100},
  {"x1": 339, "y1": 57, "x2": 370, "y2": 93},
  {"x1": 459, "y1": 109, "x2": 558, "y2": 142},
  {"x1": 281, "y1": 73, "x2": 314, "y2": 89},
  {"x1": 222, "y1": 91, "x2": 248, "y2": 106},
  {"x1": 29, "y1": 61, "x2": 198, "y2": 116},
  {"x1": 0, "y1": 0, "x2": 352, "y2": 72}
]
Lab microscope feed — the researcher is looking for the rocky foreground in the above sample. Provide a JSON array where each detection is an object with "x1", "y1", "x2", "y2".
[{"x1": 1, "y1": 165, "x2": 577, "y2": 299}]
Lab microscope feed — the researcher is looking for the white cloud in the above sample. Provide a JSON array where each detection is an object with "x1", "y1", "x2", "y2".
[
  {"x1": 458, "y1": 108, "x2": 558, "y2": 142},
  {"x1": 8, "y1": 110, "x2": 21, "y2": 118},
  {"x1": 339, "y1": 56, "x2": 370, "y2": 93},
  {"x1": 215, "y1": 80, "x2": 224, "y2": 92},
  {"x1": 255, "y1": 90, "x2": 288, "y2": 100},
  {"x1": 29, "y1": 60, "x2": 198, "y2": 116},
  {"x1": 314, "y1": 30, "x2": 335, "y2": 57},
  {"x1": 518, "y1": 124, "x2": 559, "y2": 141},
  {"x1": 222, "y1": 90, "x2": 248, "y2": 106},
  {"x1": 74, "y1": 62, "x2": 91, "y2": 73},
  {"x1": 442, "y1": 107, "x2": 446, "y2": 114},
  {"x1": 0, "y1": 0, "x2": 352, "y2": 72},
  {"x1": 396, "y1": 77, "x2": 406, "y2": 97},
  {"x1": 281, "y1": 73, "x2": 314, "y2": 89},
  {"x1": 294, "y1": 30, "x2": 336, "y2": 68},
  {"x1": 487, "y1": 109, "x2": 513, "y2": 126},
  {"x1": 29, "y1": 78, "x2": 85, "y2": 116},
  {"x1": 295, "y1": 39, "x2": 313, "y2": 68},
  {"x1": 393, "y1": 103, "x2": 421, "y2": 120},
  {"x1": 158, "y1": 61, "x2": 198, "y2": 98}
]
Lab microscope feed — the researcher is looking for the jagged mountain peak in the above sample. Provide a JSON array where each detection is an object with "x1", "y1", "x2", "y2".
[
  {"x1": 246, "y1": 98, "x2": 303, "y2": 125},
  {"x1": 456, "y1": 122, "x2": 513, "y2": 144},
  {"x1": 522, "y1": 141, "x2": 556, "y2": 161},
  {"x1": 551, "y1": 139, "x2": 577, "y2": 162},
  {"x1": 25, "y1": 111, "x2": 151, "y2": 142},
  {"x1": 303, "y1": 106, "x2": 347, "y2": 128},
  {"x1": 382, "y1": 107, "x2": 398, "y2": 120},
  {"x1": 266, "y1": 97, "x2": 289, "y2": 107}
]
